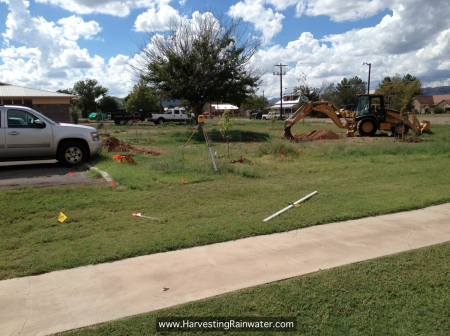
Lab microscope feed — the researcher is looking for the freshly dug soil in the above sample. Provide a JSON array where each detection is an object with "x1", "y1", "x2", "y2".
[
  {"x1": 391, "y1": 137, "x2": 424, "y2": 143},
  {"x1": 292, "y1": 130, "x2": 340, "y2": 141},
  {"x1": 230, "y1": 157, "x2": 252, "y2": 164},
  {"x1": 102, "y1": 137, "x2": 161, "y2": 156}
]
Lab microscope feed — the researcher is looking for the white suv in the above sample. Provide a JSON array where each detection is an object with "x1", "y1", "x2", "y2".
[
  {"x1": 262, "y1": 111, "x2": 285, "y2": 120},
  {"x1": 0, "y1": 105, "x2": 102, "y2": 167}
]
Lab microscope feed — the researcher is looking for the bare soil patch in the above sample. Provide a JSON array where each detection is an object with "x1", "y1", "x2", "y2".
[
  {"x1": 391, "y1": 137, "x2": 424, "y2": 143},
  {"x1": 102, "y1": 137, "x2": 161, "y2": 156},
  {"x1": 292, "y1": 130, "x2": 340, "y2": 141},
  {"x1": 230, "y1": 157, "x2": 252, "y2": 164}
]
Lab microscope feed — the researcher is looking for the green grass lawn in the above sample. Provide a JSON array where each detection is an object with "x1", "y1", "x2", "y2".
[
  {"x1": 64, "y1": 242, "x2": 450, "y2": 335},
  {"x1": 1, "y1": 121, "x2": 450, "y2": 280}
]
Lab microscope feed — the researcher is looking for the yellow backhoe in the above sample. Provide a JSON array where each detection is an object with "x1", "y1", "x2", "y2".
[{"x1": 283, "y1": 94, "x2": 432, "y2": 139}]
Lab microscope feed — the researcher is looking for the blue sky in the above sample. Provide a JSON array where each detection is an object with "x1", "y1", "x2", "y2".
[{"x1": 1, "y1": 0, "x2": 449, "y2": 98}]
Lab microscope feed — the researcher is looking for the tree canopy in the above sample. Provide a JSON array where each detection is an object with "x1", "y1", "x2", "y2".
[
  {"x1": 376, "y1": 74, "x2": 422, "y2": 113},
  {"x1": 125, "y1": 79, "x2": 159, "y2": 112},
  {"x1": 71, "y1": 79, "x2": 108, "y2": 118},
  {"x1": 241, "y1": 94, "x2": 269, "y2": 113},
  {"x1": 132, "y1": 12, "x2": 262, "y2": 116},
  {"x1": 293, "y1": 73, "x2": 325, "y2": 106},
  {"x1": 97, "y1": 96, "x2": 119, "y2": 113},
  {"x1": 334, "y1": 76, "x2": 367, "y2": 106}
]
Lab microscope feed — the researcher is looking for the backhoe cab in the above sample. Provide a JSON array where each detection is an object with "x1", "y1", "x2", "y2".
[{"x1": 283, "y1": 94, "x2": 432, "y2": 139}]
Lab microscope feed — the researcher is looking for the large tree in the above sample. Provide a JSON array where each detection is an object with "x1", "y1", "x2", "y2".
[
  {"x1": 132, "y1": 12, "x2": 262, "y2": 118},
  {"x1": 376, "y1": 74, "x2": 421, "y2": 112},
  {"x1": 125, "y1": 79, "x2": 159, "y2": 112},
  {"x1": 72, "y1": 79, "x2": 108, "y2": 118},
  {"x1": 97, "y1": 96, "x2": 119, "y2": 113},
  {"x1": 241, "y1": 94, "x2": 269, "y2": 114},
  {"x1": 293, "y1": 74, "x2": 326, "y2": 106},
  {"x1": 334, "y1": 76, "x2": 367, "y2": 107}
]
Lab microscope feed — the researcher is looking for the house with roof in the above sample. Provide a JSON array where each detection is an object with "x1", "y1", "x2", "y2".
[
  {"x1": 270, "y1": 93, "x2": 301, "y2": 117},
  {"x1": 0, "y1": 82, "x2": 77, "y2": 122},
  {"x1": 436, "y1": 99, "x2": 450, "y2": 113},
  {"x1": 413, "y1": 94, "x2": 450, "y2": 114},
  {"x1": 203, "y1": 103, "x2": 239, "y2": 116}
]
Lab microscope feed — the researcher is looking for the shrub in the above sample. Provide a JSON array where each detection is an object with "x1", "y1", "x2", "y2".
[
  {"x1": 434, "y1": 107, "x2": 445, "y2": 114},
  {"x1": 69, "y1": 107, "x2": 79, "y2": 124}
]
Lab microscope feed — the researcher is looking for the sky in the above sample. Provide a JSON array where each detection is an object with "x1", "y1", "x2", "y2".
[{"x1": 0, "y1": 0, "x2": 449, "y2": 99}]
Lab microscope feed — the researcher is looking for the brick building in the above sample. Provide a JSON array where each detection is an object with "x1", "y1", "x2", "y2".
[{"x1": 0, "y1": 82, "x2": 77, "y2": 122}]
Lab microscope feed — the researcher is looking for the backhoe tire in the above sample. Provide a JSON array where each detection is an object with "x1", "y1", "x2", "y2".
[
  {"x1": 393, "y1": 122, "x2": 410, "y2": 137},
  {"x1": 357, "y1": 118, "x2": 377, "y2": 136}
]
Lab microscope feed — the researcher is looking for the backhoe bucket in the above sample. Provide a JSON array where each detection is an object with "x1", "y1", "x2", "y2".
[
  {"x1": 283, "y1": 126, "x2": 294, "y2": 140},
  {"x1": 419, "y1": 121, "x2": 433, "y2": 134}
]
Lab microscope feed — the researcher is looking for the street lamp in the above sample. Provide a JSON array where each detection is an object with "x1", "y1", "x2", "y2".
[{"x1": 363, "y1": 62, "x2": 371, "y2": 94}]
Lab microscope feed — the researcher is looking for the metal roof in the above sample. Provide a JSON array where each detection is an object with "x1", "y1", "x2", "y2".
[
  {"x1": 271, "y1": 98, "x2": 300, "y2": 109},
  {"x1": 210, "y1": 104, "x2": 239, "y2": 110},
  {"x1": 0, "y1": 82, "x2": 77, "y2": 98}
]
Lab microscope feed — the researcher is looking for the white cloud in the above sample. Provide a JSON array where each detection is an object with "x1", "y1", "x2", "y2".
[
  {"x1": 251, "y1": 0, "x2": 450, "y2": 97},
  {"x1": 0, "y1": 0, "x2": 134, "y2": 96},
  {"x1": 34, "y1": 0, "x2": 171, "y2": 17},
  {"x1": 0, "y1": 46, "x2": 41, "y2": 59},
  {"x1": 228, "y1": 0, "x2": 284, "y2": 43},
  {"x1": 134, "y1": 5, "x2": 182, "y2": 32},
  {"x1": 58, "y1": 16, "x2": 102, "y2": 40},
  {"x1": 295, "y1": 0, "x2": 388, "y2": 21}
]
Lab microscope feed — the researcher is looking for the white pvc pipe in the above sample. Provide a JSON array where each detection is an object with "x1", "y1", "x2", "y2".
[{"x1": 263, "y1": 191, "x2": 318, "y2": 222}]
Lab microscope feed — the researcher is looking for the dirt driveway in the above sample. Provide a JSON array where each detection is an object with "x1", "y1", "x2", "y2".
[{"x1": 0, "y1": 160, "x2": 103, "y2": 191}]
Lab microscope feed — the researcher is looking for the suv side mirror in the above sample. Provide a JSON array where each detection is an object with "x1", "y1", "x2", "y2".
[{"x1": 35, "y1": 119, "x2": 46, "y2": 128}]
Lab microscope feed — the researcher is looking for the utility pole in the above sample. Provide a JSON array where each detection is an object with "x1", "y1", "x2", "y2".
[
  {"x1": 363, "y1": 62, "x2": 371, "y2": 94},
  {"x1": 273, "y1": 63, "x2": 288, "y2": 119}
]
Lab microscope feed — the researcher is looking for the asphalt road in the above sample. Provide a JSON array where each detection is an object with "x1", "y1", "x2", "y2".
[{"x1": 0, "y1": 160, "x2": 102, "y2": 190}]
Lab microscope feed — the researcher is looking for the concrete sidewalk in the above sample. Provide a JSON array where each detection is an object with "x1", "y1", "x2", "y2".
[{"x1": 1, "y1": 204, "x2": 450, "y2": 336}]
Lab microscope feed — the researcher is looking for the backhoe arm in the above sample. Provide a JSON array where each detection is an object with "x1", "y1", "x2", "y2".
[{"x1": 283, "y1": 101, "x2": 349, "y2": 139}]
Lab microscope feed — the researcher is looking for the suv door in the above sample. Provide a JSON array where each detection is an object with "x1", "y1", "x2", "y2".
[
  {"x1": 6, "y1": 108, "x2": 53, "y2": 158},
  {"x1": 0, "y1": 108, "x2": 6, "y2": 157}
]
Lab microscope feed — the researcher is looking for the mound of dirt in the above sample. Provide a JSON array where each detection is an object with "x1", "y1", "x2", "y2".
[
  {"x1": 230, "y1": 157, "x2": 252, "y2": 164},
  {"x1": 292, "y1": 130, "x2": 340, "y2": 141},
  {"x1": 102, "y1": 137, "x2": 161, "y2": 156},
  {"x1": 391, "y1": 137, "x2": 424, "y2": 143}
]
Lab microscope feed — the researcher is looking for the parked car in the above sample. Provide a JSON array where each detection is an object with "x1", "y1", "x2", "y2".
[
  {"x1": 202, "y1": 112, "x2": 214, "y2": 119},
  {"x1": 148, "y1": 109, "x2": 194, "y2": 124},
  {"x1": 249, "y1": 112, "x2": 262, "y2": 119},
  {"x1": 0, "y1": 105, "x2": 102, "y2": 167},
  {"x1": 262, "y1": 111, "x2": 286, "y2": 120}
]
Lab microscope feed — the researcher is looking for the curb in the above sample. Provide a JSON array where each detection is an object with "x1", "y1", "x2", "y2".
[{"x1": 87, "y1": 164, "x2": 114, "y2": 183}]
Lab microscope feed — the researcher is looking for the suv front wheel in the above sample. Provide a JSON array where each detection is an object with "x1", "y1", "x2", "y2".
[{"x1": 58, "y1": 141, "x2": 87, "y2": 167}]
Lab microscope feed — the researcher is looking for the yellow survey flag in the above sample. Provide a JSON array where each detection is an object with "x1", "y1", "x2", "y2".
[{"x1": 58, "y1": 212, "x2": 67, "y2": 223}]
